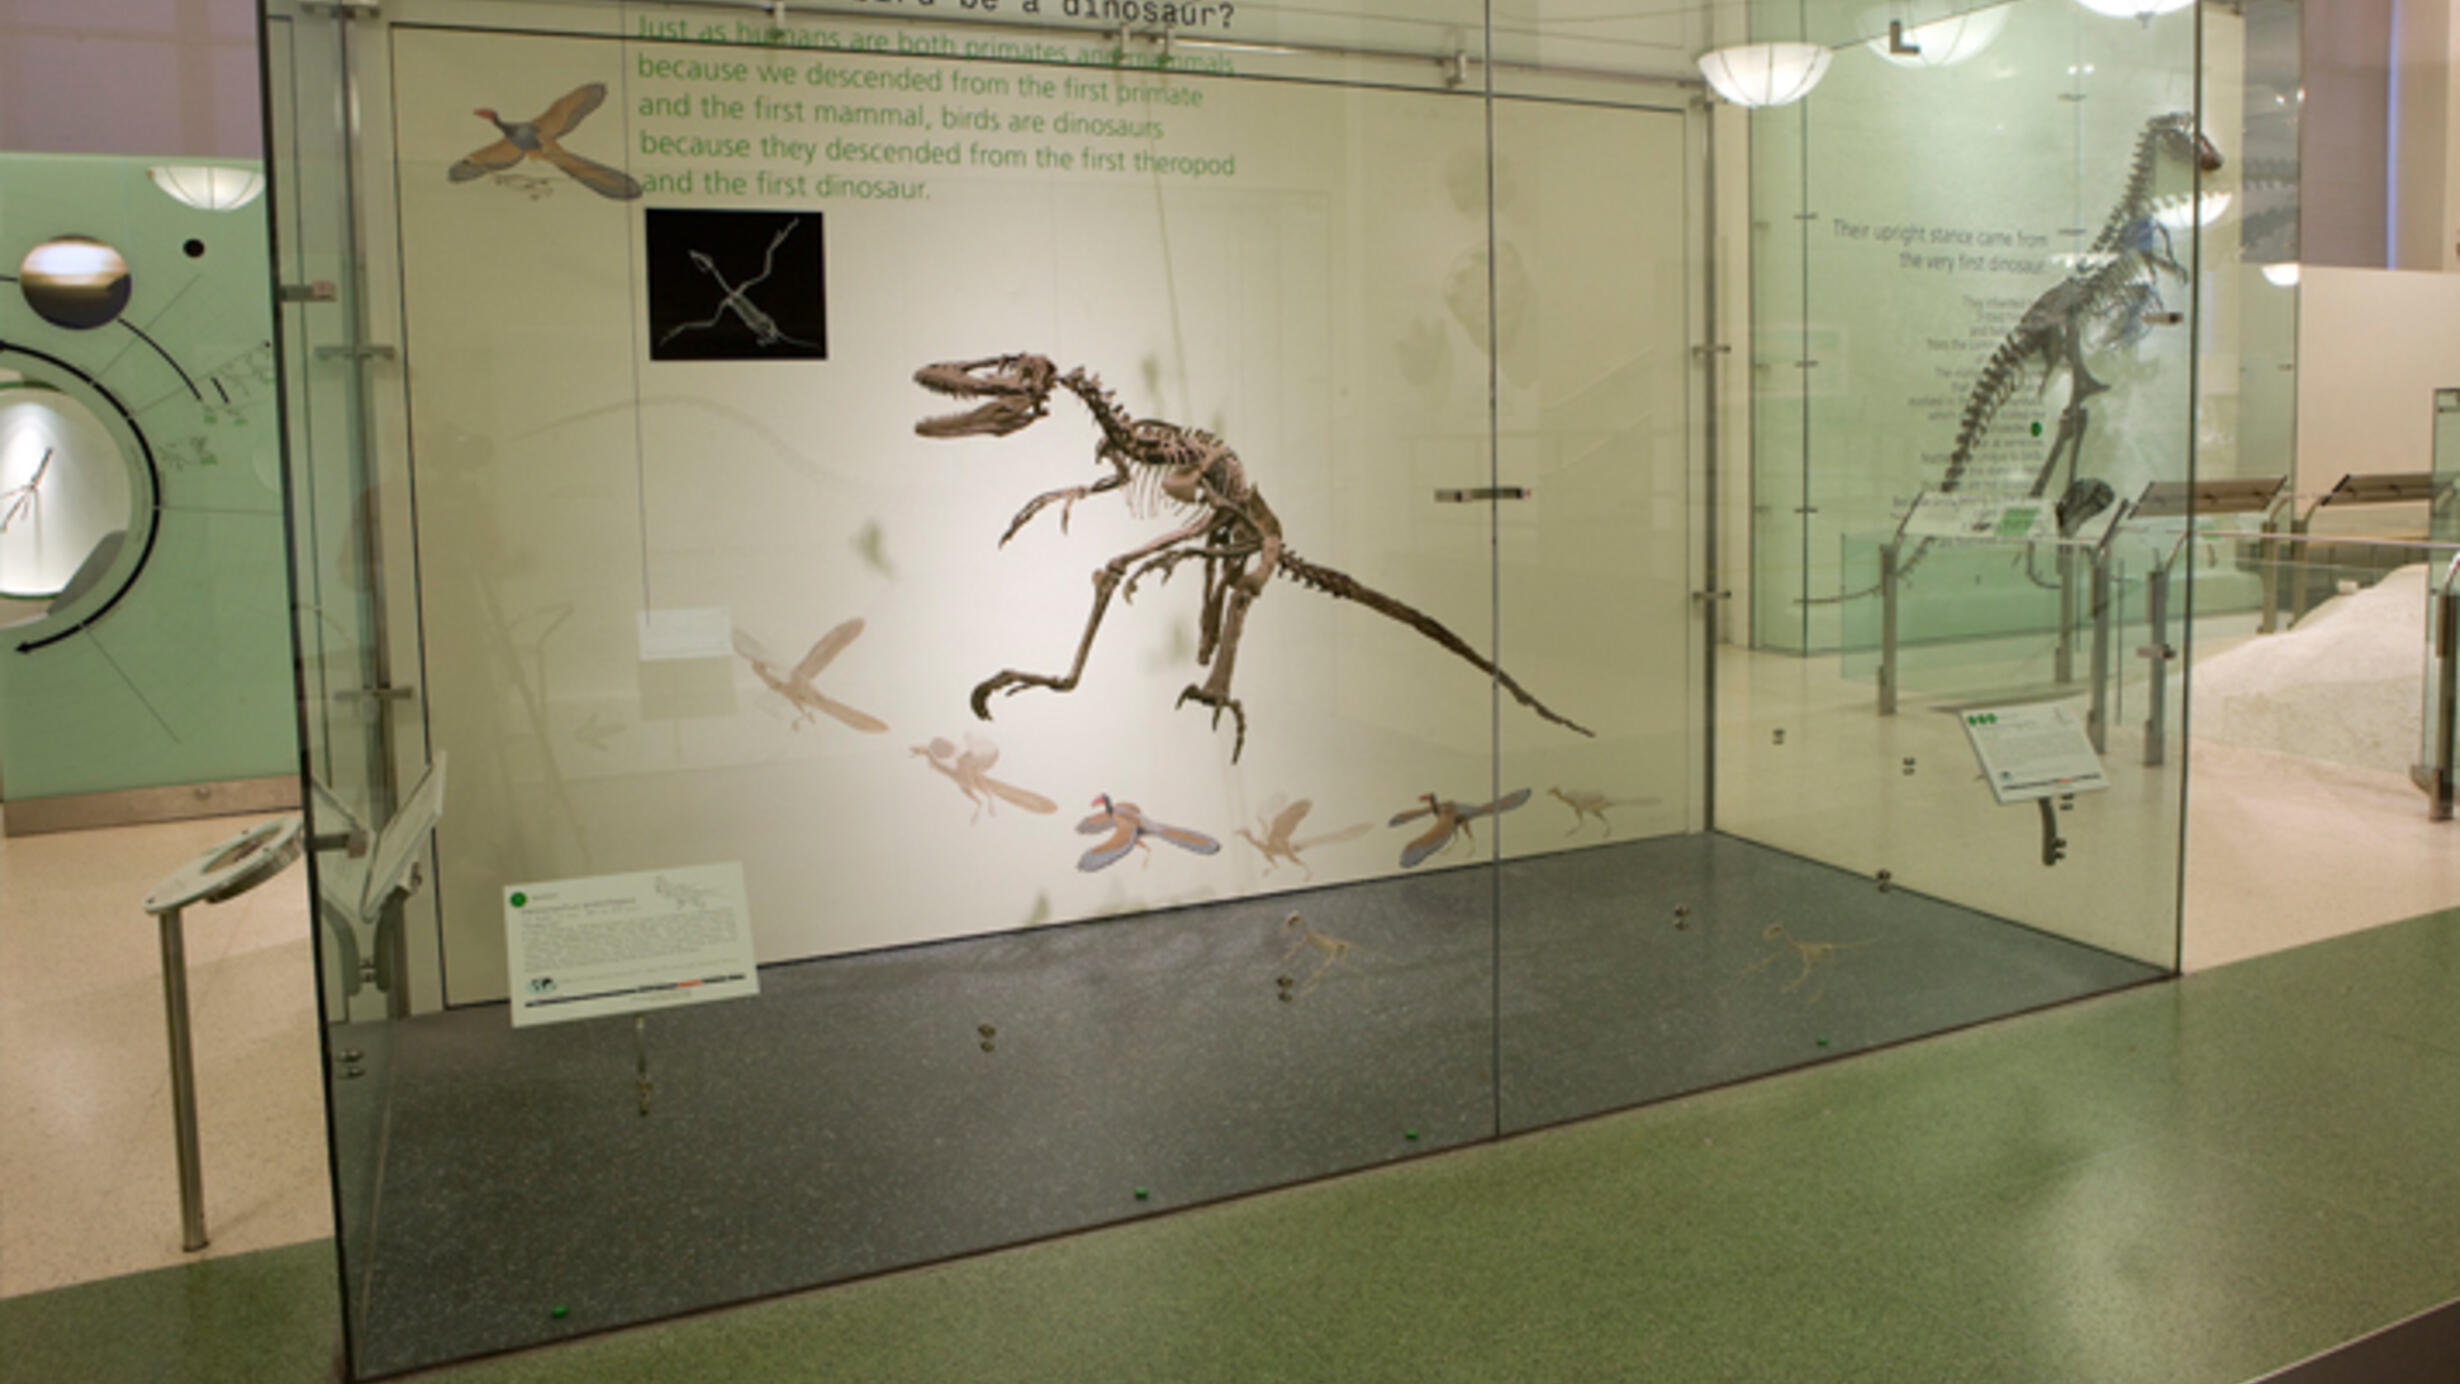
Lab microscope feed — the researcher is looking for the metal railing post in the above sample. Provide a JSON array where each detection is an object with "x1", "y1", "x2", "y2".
[{"x1": 155, "y1": 907, "x2": 208, "y2": 1252}]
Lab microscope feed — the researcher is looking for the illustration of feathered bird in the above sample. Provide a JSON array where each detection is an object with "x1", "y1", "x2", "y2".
[
  {"x1": 1076, "y1": 794, "x2": 1221, "y2": 873},
  {"x1": 913, "y1": 733, "x2": 1056, "y2": 821},
  {"x1": 450, "y1": 84, "x2": 642, "y2": 200},
  {"x1": 1387, "y1": 789, "x2": 1531, "y2": 869},
  {"x1": 1236, "y1": 795, "x2": 1370, "y2": 879},
  {"x1": 733, "y1": 621, "x2": 888, "y2": 734}
]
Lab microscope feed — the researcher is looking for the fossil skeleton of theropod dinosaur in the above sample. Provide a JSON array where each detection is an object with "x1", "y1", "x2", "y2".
[
  {"x1": 914, "y1": 355, "x2": 1595, "y2": 761},
  {"x1": 1819, "y1": 113, "x2": 2222, "y2": 601}
]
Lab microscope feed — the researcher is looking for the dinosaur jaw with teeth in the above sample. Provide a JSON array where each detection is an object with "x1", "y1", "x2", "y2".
[{"x1": 915, "y1": 354, "x2": 1059, "y2": 438}]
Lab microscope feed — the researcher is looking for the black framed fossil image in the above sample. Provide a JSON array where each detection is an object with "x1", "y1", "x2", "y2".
[{"x1": 645, "y1": 208, "x2": 826, "y2": 362}]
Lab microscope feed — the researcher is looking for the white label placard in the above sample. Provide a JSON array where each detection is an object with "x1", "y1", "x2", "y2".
[
  {"x1": 636, "y1": 607, "x2": 733, "y2": 662},
  {"x1": 1901, "y1": 492, "x2": 2053, "y2": 543},
  {"x1": 503, "y1": 863, "x2": 758, "y2": 1027},
  {"x1": 1960, "y1": 704, "x2": 2110, "y2": 806}
]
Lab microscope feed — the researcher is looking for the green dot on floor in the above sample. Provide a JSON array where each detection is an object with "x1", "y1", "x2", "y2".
[
  {"x1": 550, "y1": 1306, "x2": 568, "y2": 1319},
  {"x1": 1404, "y1": 1129, "x2": 1419, "y2": 1141},
  {"x1": 1816, "y1": 1038, "x2": 1830, "y2": 1048},
  {"x1": 2031, "y1": 421, "x2": 2044, "y2": 437},
  {"x1": 1134, "y1": 1187, "x2": 1149, "y2": 1200}
]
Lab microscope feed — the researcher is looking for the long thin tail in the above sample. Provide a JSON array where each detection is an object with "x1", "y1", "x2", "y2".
[{"x1": 1276, "y1": 550, "x2": 1594, "y2": 738}]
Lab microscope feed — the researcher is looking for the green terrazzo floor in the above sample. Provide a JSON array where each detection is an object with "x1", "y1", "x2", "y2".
[{"x1": 7, "y1": 906, "x2": 2458, "y2": 1384}]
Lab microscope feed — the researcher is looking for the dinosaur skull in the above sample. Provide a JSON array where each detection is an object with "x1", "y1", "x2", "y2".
[
  {"x1": 2153, "y1": 112, "x2": 2224, "y2": 173},
  {"x1": 914, "y1": 354, "x2": 1059, "y2": 438}
]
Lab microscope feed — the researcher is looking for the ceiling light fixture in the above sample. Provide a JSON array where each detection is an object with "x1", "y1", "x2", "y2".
[
  {"x1": 146, "y1": 165, "x2": 265, "y2": 213},
  {"x1": 1697, "y1": 42, "x2": 1833, "y2": 108}
]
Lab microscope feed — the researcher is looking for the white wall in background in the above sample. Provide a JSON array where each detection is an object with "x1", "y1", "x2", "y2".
[{"x1": 2295, "y1": 267, "x2": 2460, "y2": 494}]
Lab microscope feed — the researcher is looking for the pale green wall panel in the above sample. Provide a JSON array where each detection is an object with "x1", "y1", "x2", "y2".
[{"x1": 0, "y1": 152, "x2": 296, "y2": 800}]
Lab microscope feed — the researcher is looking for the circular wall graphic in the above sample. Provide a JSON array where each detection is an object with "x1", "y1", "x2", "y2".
[
  {"x1": 0, "y1": 384, "x2": 136, "y2": 600},
  {"x1": 19, "y1": 236, "x2": 133, "y2": 331}
]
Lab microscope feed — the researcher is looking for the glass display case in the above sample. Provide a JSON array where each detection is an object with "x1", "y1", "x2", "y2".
[{"x1": 261, "y1": 1, "x2": 2265, "y2": 1375}]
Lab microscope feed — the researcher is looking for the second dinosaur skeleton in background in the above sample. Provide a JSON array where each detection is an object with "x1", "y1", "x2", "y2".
[
  {"x1": 915, "y1": 354, "x2": 1593, "y2": 761},
  {"x1": 1816, "y1": 113, "x2": 2223, "y2": 601}
]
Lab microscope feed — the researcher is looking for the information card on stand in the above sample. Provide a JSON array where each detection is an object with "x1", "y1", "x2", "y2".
[
  {"x1": 1960, "y1": 703, "x2": 2109, "y2": 806},
  {"x1": 503, "y1": 863, "x2": 758, "y2": 1027}
]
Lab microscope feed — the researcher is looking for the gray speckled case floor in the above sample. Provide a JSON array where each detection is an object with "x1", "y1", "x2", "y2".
[{"x1": 340, "y1": 833, "x2": 2160, "y2": 1377}]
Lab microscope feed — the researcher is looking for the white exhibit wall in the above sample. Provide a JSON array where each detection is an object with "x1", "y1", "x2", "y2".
[
  {"x1": 2294, "y1": 266, "x2": 2460, "y2": 496},
  {"x1": 385, "y1": 24, "x2": 1696, "y2": 1003}
]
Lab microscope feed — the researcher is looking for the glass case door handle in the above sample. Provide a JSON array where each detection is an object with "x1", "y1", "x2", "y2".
[{"x1": 1433, "y1": 487, "x2": 1530, "y2": 503}]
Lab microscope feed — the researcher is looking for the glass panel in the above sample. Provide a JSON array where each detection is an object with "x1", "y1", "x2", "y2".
[
  {"x1": 272, "y1": 0, "x2": 1508, "y2": 1373},
  {"x1": 1483, "y1": 19, "x2": 1702, "y2": 1129},
  {"x1": 1724, "y1": 0, "x2": 2205, "y2": 1066}
]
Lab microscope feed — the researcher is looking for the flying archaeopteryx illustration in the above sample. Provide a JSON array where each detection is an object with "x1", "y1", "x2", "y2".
[
  {"x1": 912, "y1": 732, "x2": 1057, "y2": 821},
  {"x1": 733, "y1": 620, "x2": 888, "y2": 734},
  {"x1": 450, "y1": 83, "x2": 643, "y2": 200},
  {"x1": 1076, "y1": 793, "x2": 1221, "y2": 873},
  {"x1": 1387, "y1": 788, "x2": 1532, "y2": 870},
  {"x1": 1235, "y1": 795, "x2": 1370, "y2": 879}
]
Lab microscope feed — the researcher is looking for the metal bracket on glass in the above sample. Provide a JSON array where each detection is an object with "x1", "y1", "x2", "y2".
[
  {"x1": 279, "y1": 281, "x2": 338, "y2": 304},
  {"x1": 1691, "y1": 589, "x2": 1733, "y2": 609},
  {"x1": 310, "y1": 829, "x2": 372, "y2": 859},
  {"x1": 1888, "y1": 20, "x2": 1920, "y2": 55},
  {"x1": 314, "y1": 343, "x2": 398, "y2": 363},
  {"x1": 1433, "y1": 487, "x2": 1530, "y2": 504},
  {"x1": 300, "y1": 0, "x2": 380, "y2": 13},
  {"x1": 1439, "y1": 41, "x2": 1471, "y2": 90},
  {"x1": 1691, "y1": 343, "x2": 1733, "y2": 360}
]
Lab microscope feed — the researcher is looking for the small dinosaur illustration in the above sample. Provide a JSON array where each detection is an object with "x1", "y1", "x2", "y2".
[
  {"x1": 1387, "y1": 788, "x2": 1532, "y2": 869},
  {"x1": 1547, "y1": 787, "x2": 1655, "y2": 838},
  {"x1": 1275, "y1": 911, "x2": 1358, "y2": 999},
  {"x1": 1076, "y1": 793, "x2": 1222, "y2": 873},
  {"x1": 912, "y1": 732, "x2": 1056, "y2": 821},
  {"x1": 1236, "y1": 795, "x2": 1370, "y2": 879},
  {"x1": 1742, "y1": 923, "x2": 1873, "y2": 1003},
  {"x1": 450, "y1": 84, "x2": 641, "y2": 200},
  {"x1": 733, "y1": 620, "x2": 889, "y2": 734},
  {"x1": 914, "y1": 355, "x2": 1592, "y2": 761}
]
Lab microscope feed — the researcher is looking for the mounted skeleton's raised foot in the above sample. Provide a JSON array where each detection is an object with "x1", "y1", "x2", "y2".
[
  {"x1": 969, "y1": 669, "x2": 1074, "y2": 720},
  {"x1": 1174, "y1": 683, "x2": 1248, "y2": 762}
]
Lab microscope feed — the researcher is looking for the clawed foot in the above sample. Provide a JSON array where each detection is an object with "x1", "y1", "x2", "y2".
[
  {"x1": 1174, "y1": 684, "x2": 1248, "y2": 761},
  {"x1": 970, "y1": 670, "x2": 1062, "y2": 720}
]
